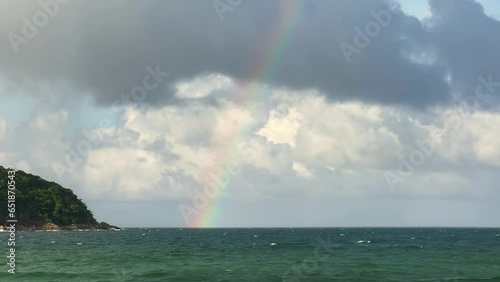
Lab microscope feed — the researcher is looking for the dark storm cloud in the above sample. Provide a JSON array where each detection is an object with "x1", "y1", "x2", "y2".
[
  {"x1": 427, "y1": 0, "x2": 500, "y2": 104},
  {"x1": 0, "y1": 0, "x2": 498, "y2": 108}
]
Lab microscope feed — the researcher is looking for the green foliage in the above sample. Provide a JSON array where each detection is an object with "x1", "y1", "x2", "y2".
[{"x1": 0, "y1": 165, "x2": 96, "y2": 226}]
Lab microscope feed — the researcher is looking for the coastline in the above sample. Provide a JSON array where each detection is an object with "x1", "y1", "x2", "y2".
[{"x1": 0, "y1": 222, "x2": 121, "y2": 231}]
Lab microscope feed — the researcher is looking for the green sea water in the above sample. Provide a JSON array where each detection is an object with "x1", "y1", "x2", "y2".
[{"x1": 0, "y1": 228, "x2": 499, "y2": 281}]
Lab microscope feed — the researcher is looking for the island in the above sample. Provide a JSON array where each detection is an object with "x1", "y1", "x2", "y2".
[{"x1": 0, "y1": 165, "x2": 120, "y2": 231}]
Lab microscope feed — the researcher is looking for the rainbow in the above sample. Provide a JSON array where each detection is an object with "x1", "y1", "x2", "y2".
[{"x1": 190, "y1": 1, "x2": 306, "y2": 227}]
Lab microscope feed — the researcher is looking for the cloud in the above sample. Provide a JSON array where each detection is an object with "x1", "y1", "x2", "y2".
[
  {"x1": 427, "y1": 0, "x2": 500, "y2": 104},
  {"x1": 418, "y1": 108, "x2": 500, "y2": 166},
  {"x1": 3, "y1": 75, "x2": 497, "y2": 204},
  {"x1": 0, "y1": 100, "x2": 69, "y2": 174},
  {"x1": 0, "y1": 0, "x2": 473, "y2": 109}
]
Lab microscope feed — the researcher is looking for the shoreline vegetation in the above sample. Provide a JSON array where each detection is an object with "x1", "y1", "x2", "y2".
[{"x1": 0, "y1": 165, "x2": 120, "y2": 231}]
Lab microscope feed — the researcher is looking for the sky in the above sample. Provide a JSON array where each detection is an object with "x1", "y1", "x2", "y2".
[{"x1": 1, "y1": 0, "x2": 500, "y2": 227}]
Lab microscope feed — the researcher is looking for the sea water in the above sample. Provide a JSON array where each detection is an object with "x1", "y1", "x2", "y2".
[{"x1": 0, "y1": 228, "x2": 499, "y2": 281}]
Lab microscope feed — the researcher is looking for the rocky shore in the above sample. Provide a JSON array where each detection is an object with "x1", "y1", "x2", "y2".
[{"x1": 0, "y1": 221, "x2": 121, "y2": 231}]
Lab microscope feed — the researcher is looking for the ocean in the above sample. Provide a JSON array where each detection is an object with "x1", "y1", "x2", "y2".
[{"x1": 0, "y1": 228, "x2": 499, "y2": 281}]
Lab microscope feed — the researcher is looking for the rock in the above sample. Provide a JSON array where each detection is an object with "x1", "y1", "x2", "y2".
[
  {"x1": 42, "y1": 222, "x2": 61, "y2": 231},
  {"x1": 98, "y1": 222, "x2": 121, "y2": 230}
]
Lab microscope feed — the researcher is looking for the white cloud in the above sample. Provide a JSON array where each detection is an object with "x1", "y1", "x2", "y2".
[
  {"x1": 175, "y1": 74, "x2": 233, "y2": 99},
  {"x1": 417, "y1": 107, "x2": 500, "y2": 167},
  {"x1": 257, "y1": 105, "x2": 303, "y2": 148},
  {"x1": 292, "y1": 162, "x2": 314, "y2": 179},
  {"x1": 2, "y1": 74, "x2": 500, "y2": 226}
]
